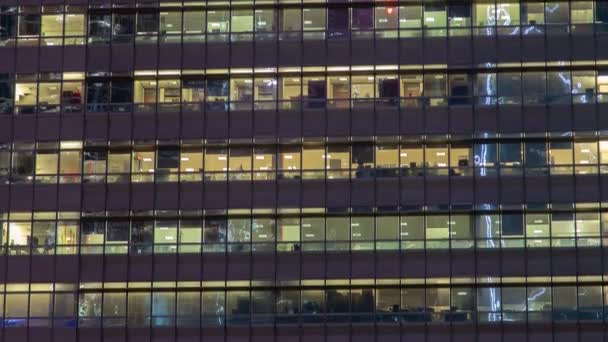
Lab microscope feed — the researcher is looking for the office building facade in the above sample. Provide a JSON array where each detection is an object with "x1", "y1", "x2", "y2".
[{"x1": 0, "y1": 0, "x2": 608, "y2": 341}]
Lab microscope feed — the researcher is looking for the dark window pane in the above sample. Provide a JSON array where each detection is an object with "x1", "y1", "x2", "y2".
[
  {"x1": 89, "y1": 14, "x2": 111, "y2": 42},
  {"x1": 111, "y1": 79, "x2": 133, "y2": 103},
  {"x1": 86, "y1": 80, "x2": 110, "y2": 106},
  {"x1": 19, "y1": 14, "x2": 40, "y2": 36},
  {"x1": 107, "y1": 221, "x2": 129, "y2": 242},
  {"x1": 526, "y1": 143, "x2": 547, "y2": 167},
  {"x1": 157, "y1": 147, "x2": 179, "y2": 169},
  {"x1": 502, "y1": 214, "x2": 523, "y2": 236},
  {"x1": 352, "y1": 7, "x2": 373, "y2": 30},
  {"x1": 328, "y1": 8, "x2": 348, "y2": 37}
]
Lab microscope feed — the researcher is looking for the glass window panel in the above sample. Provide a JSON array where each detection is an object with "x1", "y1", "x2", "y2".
[
  {"x1": 526, "y1": 143, "x2": 548, "y2": 167},
  {"x1": 578, "y1": 286, "x2": 603, "y2": 319},
  {"x1": 424, "y1": 74, "x2": 447, "y2": 98},
  {"x1": 352, "y1": 7, "x2": 373, "y2": 30},
  {"x1": 399, "y1": 145, "x2": 424, "y2": 169},
  {"x1": 577, "y1": 212, "x2": 600, "y2": 237},
  {"x1": 134, "y1": 79, "x2": 157, "y2": 104},
  {"x1": 302, "y1": 145, "x2": 324, "y2": 170},
  {"x1": 601, "y1": 140, "x2": 608, "y2": 164},
  {"x1": 19, "y1": 13, "x2": 41, "y2": 36},
  {"x1": 426, "y1": 215, "x2": 449, "y2": 240},
  {"x1": 177, "y1": 292, "x2": 200, "y2": 326},
  {"x1": 327, "y1": 217, "x2": 349, "y2": 244},
  {"x1": 351, "y1": 75, "x2": 374, "y2": 99},
  {"x1": 180, "y1": 148, "x2": 203, "y2": 174},
  {"x1": 28, "y1": 292, "x2": 51, "y2": 324},
  {"x1": 400, "y1": 215, "x2": 424, "y2": 240},
  {"x1": 158, "y1": 79, "x2": 180, "y2": 103},
  {"x1": 64, "y1": 12, "x2": 85, "y2": 37},
  {"x1": 552, "y1": 213, "x2": 575, "y2": 238},
  {"x1": 54, "y1": 292, "x2": 75, "y2": 319},
  {"x1": 278, "y1": 146, "x2": 300, "y2": 171},
  {"x1": 303, "y1": 8, "x2": 325, "y2": 31},
  {"x1": 183, "y1": 11, "x2": 204, "y2": 33},
  {"x1": 131, "y1": 221, "x2": 154, "y2": 255},
  {"x1": 302, "y1": 217, "x2": 324, "y2": 242},
  {"x1": 227, "y1": 290, "x2": 250, "y2": 317},
  {"x1": 207, "y1": 10, "x2": 229, "y2": 33},
  {"x1": 160, "y1": 12, "x2": 181, "y2": 35},
  {"x1": 399, "y1": 5, "x2": 422, "y2": 29},
  {"x1": 15, "y1": 82, "x2": 38, "y2": 107},
  {"x1": 252, "y1": 218, "x2": 274, "y2": 242},
  {"x1": 228, "y1": 218, "x2": 250, "y2": 245},
  {"x1": 497, "y1": 72, "x2": 522, "y2": 104},
  {"x1": 523, "y1": 72, "x2": 547, "y2": 104},
  {"x1": 502, "y1": 287, "x2": 526, "y2": 312},
  {"x1": 426, "y1": 145, "x2": 448, "y2": 168},
  {"x1": 351, "y1": 289, "x2": 374, "y2": 313},
  {"x1": 41, "y1": 14, "x2": 62, "y2": 38},
  {"x1": 89, "y1": 14, "x2": 111, "y2": 42},
  {"x1": 426, "y1": 288, "x2": 450, "y2": 319},
  {"x1": 0, "y1": 9, "x2": 18, "y2": 45},
  {"x1": 79, "y1": 293, "x2": 102, "y2": 322},
  {"x1": 375, "y1": 7, "x2": 398, "y2": 30},
  {"x1": 376, "y1": 144, "x2": 398, "y2": 169},
  {"x1": 328, "y1": 8, "x2": 349, "y2": 37},
  {"x1": 128, "y1": 292, "x2": 151, "y2": 327},
  {"x1": 327, "y1": 289, "x2": 349, "y2": 314},
  {"x1": 132, "y1": 149, "x2": 155, "y2": 174},
  {"x1": 526, "y1": 213, "x2": 550, "y2": 238},
  {"x1": 277, "y1": 217, "x2": 300, "y2": 251},
  {"x1": 231, "y1": 9, "x2": 253, "y2": 33},
  {"x1": 280, "y1": 9, "x2": 301, "y2": 32},
  {"x1": 326, "y1": 145, "x2": 349, "y2": 171},
  {"x1": 36, "y1": 151, "x2": 58, "y2": 175},
  {"x1": 202, "y1": 291, "x2": 225, "y2": 326},
  {"x1": 451, "y1": 214, "x2": 473, "y2": 240},
  {"x1": 154, "y1": 220, "x2": 177, "y2": 252},
  {"x1": 450, "y1": 144, "x2": 473, "y2": 169},
  {"x1": 502, "y1": 213, "x2": 524, "y2": 237},
  {"x1": 476, "y1": 214, "x2": 501, "y2": 240},
  {"x1": 575, "y1": 141, "x2": 598, "y2": 166},
  {"x1": 424, "y1": 4, "x2": 447, "y2": 28},
  {"x1": 203, "y1": 218, "x2": 227, "y2": 244},
  {"x1": 449, "y1": 3, "x2": 471, "y2": 28},
  {"x1": 12, "y1": 150, "x2": 35, "y2": 177},
  {"x1": 32, "y1": 221, "x2": 55, "y2": 254},
  {"x1": 351, "y1": 216, "x2": 373, "y2": 245},
  {"x1": 103, "y1": 292, "x2": 126, "y2": 324},
  {"x1": 60, "y1": 150, "x2": 81, "y2": 176},
  {"x1": 522, "y1": 3, "x2": 545, "y2": 25},
  {"x1": 546, "y1": 2, "x2": 569, "y2": 24},
  {"x1": 255, "y1": 9, "x2": 275, "y2": 33},
  {"x1": 376, "y1": 216, "x2": 399, "y2": 243},
  {"x1": 229, "y1": 147, "x2": 252, "y2": 172},
  {"x1": 152, "y1": 292, "x2": 176, "y2": 326},
  {"x1": 279, "y1": 76, "x2": 301, "y2": 105},
  {"x1": 81, "y1": 220, "x2": 105, "y2": 247},
  {"x1": 301, "y1": 290, "x2": 324, "y2": 315},
  {"x1": 136, "y1": 12, "x2": 158, "y2": 35},
  {"x1": 108, "y1": 149, "x2": 130, "y2": 174},
  {"x1": 477, "y1": 287, "x2": 502, "y2": 320},
  {"x1": 112, "y1": 14, "x2": 135, "y2": 39},
  {"x1": 549, "y1": 141, "x2": 573, "y2": 165},
  {"x1": 401, "y1": 288, "x2": 425, "y2": 316},
  {"x1": 253, "y1": 147, "x2": 275, "y2": 172},
  {"x1": 500, "y1": 143, "x2": 523, "y2": 166},
  {"x1": 205, "y1": 147, "x2": 228, "y2": 174}
]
